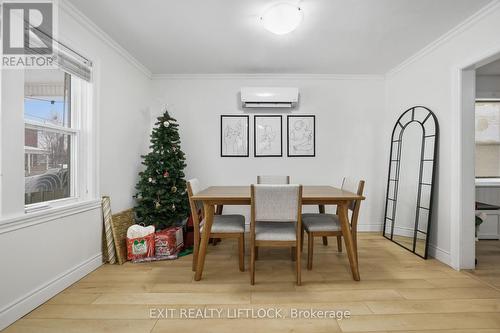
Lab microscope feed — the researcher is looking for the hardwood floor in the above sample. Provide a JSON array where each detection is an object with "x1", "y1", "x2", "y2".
[
  {"x1": 4, "y1": 233, "x2": 500, "y2": 333},
  {"x1": 468, "y1": 239, "x2": 500, "y2": 290}
]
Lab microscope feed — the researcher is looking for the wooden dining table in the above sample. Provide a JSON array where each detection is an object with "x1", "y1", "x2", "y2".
[{"x1": 191, "y1": 185, "x2": 365, "y2": 281}]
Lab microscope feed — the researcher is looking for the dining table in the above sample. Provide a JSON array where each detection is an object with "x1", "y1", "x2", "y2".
[{"x1": 191, "y1": 185, "x2": 365, "y2": 281}]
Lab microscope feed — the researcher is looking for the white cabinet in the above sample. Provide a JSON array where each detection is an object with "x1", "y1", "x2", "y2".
[
  {"x1": 476, "y1": 185, "x2": 500, "y2": 240},
  {"x1": 477, "y1": 211, "x2": 500, "y2": 240}
]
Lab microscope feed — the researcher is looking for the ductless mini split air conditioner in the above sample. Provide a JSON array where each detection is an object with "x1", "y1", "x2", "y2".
[{"x1": 241, "y1": 87, "x2": 299, "y2": 108}]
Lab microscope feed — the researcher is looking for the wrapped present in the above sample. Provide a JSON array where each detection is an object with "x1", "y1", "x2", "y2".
[{"x1": 155, "y1": 227, "x2": 184, "y2": 257}]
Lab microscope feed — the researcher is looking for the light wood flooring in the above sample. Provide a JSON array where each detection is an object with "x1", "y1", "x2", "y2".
[{"x1": 4, "y1": 233, "x2": 500, "y2": 333}]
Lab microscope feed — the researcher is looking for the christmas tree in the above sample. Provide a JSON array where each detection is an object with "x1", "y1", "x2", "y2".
[{"x1": 134, "y1": 110, "x2": 189, "y2": 229}]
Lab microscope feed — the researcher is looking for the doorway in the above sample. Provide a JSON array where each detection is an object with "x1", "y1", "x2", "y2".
[
  {"x1": 473, "y1": 59, "x2": 500, "y2": 281},
  {"x1": 455, "y1": 49, "x2": 500, "y2": 272}
]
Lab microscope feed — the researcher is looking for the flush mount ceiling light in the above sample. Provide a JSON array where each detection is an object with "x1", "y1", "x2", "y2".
[{"x1": 260, "y1": 3, "x2": 303, "y2": 35}]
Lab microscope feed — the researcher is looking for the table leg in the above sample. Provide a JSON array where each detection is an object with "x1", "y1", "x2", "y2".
[
  {"x1": 194, "y1": 203, "x2": 215, "y2": 281},
  {"x1": 338, "y1": 202, "x2": 360, "y2": 281}
]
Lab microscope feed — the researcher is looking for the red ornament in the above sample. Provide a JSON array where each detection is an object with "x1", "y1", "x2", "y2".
[{"x1": 163, "y1": 170, "x2": 169, "y2": 178}]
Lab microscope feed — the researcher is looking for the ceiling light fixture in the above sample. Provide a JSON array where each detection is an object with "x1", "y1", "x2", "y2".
[{"x1": 260, "y1": 2, "x2": 303, "y2": 35}]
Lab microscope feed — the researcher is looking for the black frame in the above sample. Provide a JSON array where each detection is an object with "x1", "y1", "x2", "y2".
[
  {"x1": 382, "y1": 106, "x2": 439, "y2": 259},
  {"x1": 220, "y1": 115, "x2": 249, "y2": 157},
  {"x1": 287, "y1": 115, "x2": 316, "y2": 157},
  {"x1": 254, "y1": 115, "x2": 283, "y2": 157}
]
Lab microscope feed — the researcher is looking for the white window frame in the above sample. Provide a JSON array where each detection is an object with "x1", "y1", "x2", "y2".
[{"x1": 24, "y1": 74, "x2": 92, "y2": 213}]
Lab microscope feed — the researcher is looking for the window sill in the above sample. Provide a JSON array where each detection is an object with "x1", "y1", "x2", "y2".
[
  {"x1": 476, "y1": 178, "x2": 500, "y2": 187},
  {"x1": 0, "y1": 199, "x2": 101, "y2": 234}
]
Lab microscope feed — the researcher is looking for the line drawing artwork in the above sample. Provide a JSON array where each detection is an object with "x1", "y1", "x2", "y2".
[
  {"x1": 221, "y1": 116, "x2": 248, "y2": 156},
  {"x1": 255, "y1": 116, "x2": 282, "y2": 156},
  {"x1": 288, "y1": 116, "x2": 315, "y2": 156}
]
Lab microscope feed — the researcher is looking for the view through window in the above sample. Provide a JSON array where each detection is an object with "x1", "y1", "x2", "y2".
[{"x1": 24, "y1": 69, "x2": 73, "y2": 205}]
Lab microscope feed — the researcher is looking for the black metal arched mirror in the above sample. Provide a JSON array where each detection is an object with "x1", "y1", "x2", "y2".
[{"x1": 383, "y1": 106, "x2": 439, "y2": 259}]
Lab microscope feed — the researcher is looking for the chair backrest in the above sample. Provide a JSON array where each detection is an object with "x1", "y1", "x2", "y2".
[
  {"x1": 341, "y1": 177, "x2": 365, "y2": 230},
  {"x1": 251, "y1": 184, "x2": 302, "y2": 222},
  {"x1": 257, "y1": 175, "x2": 290, "y2": 185},
  {"x1": 187, "y1": 179, "x2": 203, "y2": 230}
]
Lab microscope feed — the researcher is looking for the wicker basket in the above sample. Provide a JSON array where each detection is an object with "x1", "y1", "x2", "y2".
[{"x1": 110, "y1": 208, "x2": 135, "y2": 264}]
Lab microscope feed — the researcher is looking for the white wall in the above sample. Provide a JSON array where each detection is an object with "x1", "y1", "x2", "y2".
[
  {"x1": 385, "y1": 3, "x2": 500, "y2": 266},
  {"x1": 151, "y1": 76, "x2": 386, "y2": 230},
  {"x1": 0, "y1": 4, "x2": 152, "y2": 329},
  {"x1": 476, "y1": 75, "x2": 500, "y2": 98}
]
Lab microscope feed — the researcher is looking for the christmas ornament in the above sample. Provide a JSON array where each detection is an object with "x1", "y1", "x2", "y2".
[
  {"x1": 171, "y1": 186, "x2": 177, "y2": 193},
  {"x1": 171, "y1": 204, "x2": 176, "y2": 210},
  {"x1": 155, "y1": 201, "x2": 161, "y2": 209},
  {"x1": 148, "y1": 177, "x2": 153, "y2": 183},
  {"x1": 163, "y1": 121, "x2": 170, "y2": 127},
  {"x1": 163, "y1": 170, "x2": 169, "y2": 178}
]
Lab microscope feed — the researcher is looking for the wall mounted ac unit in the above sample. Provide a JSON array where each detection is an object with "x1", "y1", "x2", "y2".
[{"x1": 241, "y1": 87, "x2": 299, "y2": 108}]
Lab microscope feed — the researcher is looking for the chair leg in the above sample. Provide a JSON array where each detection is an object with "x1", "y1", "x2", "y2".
[
  {"x1": 250, "y1": 243, "x2": 255, "y2": 285},
  {"x1": 307, "y1": 233, "x2": 314, "y2": 270},
  {"x1": 300, "y1": 228, "x2": 305, "y2": 252},
  {"x1": 291, "y1": 247, "x2": 296, "y2": 261},
  {"x1": 296, "y1": 243, "x2": 301, "y2": 286},
  {"x1": 192, "y1": 236, "x2": 200, "y2": 271},
  {"x1": 337, "y1": 235, "x2": 343, "y2": 253},
  {"x1": 238, "y1": 234, "x2": 245, "y2": 272},
  {"x1": 352, "y1": 230, "x2": 358, "y2": 262},
  {"x1": 322, "y1": 236, "x2": 328, "y2": 246}
]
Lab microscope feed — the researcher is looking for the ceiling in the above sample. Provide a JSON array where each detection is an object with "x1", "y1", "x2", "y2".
[
  {"x1": 67, "y1": 0, "x2": 492, "y2": 75},
  {"x1": 477, "y1": 59, "x2": 500, "y2": 75}
]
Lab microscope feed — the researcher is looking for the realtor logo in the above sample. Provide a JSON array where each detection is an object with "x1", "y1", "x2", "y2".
[{"x1": 2, "y1": 2, "x2": 53, "y2": 55}]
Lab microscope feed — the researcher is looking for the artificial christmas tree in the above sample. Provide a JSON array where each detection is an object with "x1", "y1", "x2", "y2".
[{"x1": 134, "y1": 111, "x2": 189, "y2": 230}]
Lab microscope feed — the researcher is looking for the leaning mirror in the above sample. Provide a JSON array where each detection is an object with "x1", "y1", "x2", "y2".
[{"x1": 383, "y1": 106, "x2": 439, "y2": 259}]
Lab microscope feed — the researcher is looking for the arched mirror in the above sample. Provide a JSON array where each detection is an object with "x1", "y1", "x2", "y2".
[{"x1": 383, "y1": 106, "x2": 439, "y2": 259}]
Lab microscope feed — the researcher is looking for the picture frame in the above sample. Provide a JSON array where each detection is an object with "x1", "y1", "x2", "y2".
[
  {"x1": 287, "y1": 115, "x2": 315, "y2": 157},
  {"x1": 254, "y1": 115, "x2": 282, "y2": 157},
  {"x1": 220, "y1": 115, "x2": 249, "y2": 157}
]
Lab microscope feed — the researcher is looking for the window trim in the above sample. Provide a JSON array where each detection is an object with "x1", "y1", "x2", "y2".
[{"x1": 24, "y1": 119, "x2": 79, "y2": 135}]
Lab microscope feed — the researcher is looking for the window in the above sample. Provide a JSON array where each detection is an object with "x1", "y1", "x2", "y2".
[
  {"x1": 24, "y1": 69, "x2": 82, "y2": 206},
  {"x1": 475, "y1": 100, "x2": 500, "y2": 178}
]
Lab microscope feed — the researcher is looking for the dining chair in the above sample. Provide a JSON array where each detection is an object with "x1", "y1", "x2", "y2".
[
  {"x1": 250, "y1": 184, "x2": 303, "y2": 285},
  {"x1": 256, "y1": 175, "x2": 291, "y2": 259},
  {"x1": 187, "y1": 179, "x2": 246, "y2": 272},
  {"x1": 257, "y1": 175, "x2": 290, "y2": 185},
  {"x1": 301, "y1": 178, "x2": 365, "y2": 270}
]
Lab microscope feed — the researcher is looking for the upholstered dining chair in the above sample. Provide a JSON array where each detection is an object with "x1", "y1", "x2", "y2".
[
  {"x1": 250, "y1": 184, "x2": 303, "y2": 285},
  {"x1": 257, "y1": 175, "x2": 291, "y2": 185},
  {"x1": 256, "y1": 175, "x2": 291, "y2": 259},
  {"x1": 187, "y1": 179, "x2": 246, "y2": 272},
  {"x1": 301, "y1": 178, "x2": 365, "y2": 270}
]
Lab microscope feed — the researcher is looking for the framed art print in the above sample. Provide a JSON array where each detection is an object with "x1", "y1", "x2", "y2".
[
  {"x1": 287, "y1": 115, "x2": 315, "y2": 157},
  {"x1": 221, "y1": 115, "x2": 249, "y2": 157},
  {"x1": 254, "y1": 115, "x2": 282, "y2": 157}
]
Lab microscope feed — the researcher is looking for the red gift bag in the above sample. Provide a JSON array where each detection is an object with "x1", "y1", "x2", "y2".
[{"x1": 126, "y1": 233, "x2": 155, "y2": 261}]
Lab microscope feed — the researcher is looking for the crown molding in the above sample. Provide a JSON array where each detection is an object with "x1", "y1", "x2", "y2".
[
  {"x1": 151, "y1": 73, "x2": 385, "y2": 80},
  {"x1": 386, "y1": 0, "x2": 500, "y2": 78},
  {"x1": 59, "y1": 0, "x2": 152, "y2": 79}
]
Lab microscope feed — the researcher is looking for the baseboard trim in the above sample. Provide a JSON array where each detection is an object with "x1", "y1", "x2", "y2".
[
  {"x1": 357, "y1": 224, "x2": 383, "y2": 232},
  {"x1": 428, "y1": 243, "x2": 451, "y2": 266},
  {"x1": 0, "y1": 253, "x2": 103, "y2": 331}
]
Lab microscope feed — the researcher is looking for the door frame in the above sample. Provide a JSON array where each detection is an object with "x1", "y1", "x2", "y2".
[{"x1": 451, "y1": 46, "x2": 500, "y2": 269}]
